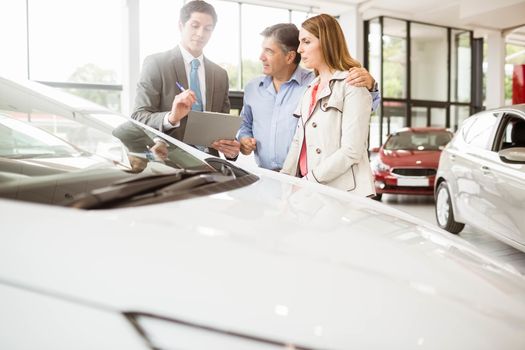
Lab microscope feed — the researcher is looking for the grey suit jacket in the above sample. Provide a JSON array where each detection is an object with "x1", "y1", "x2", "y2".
[{"x1": 131, "y1": 46, "x2": 230, "y2": 155}]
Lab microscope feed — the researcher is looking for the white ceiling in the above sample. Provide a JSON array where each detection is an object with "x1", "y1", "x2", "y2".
[
  {"x1": 360, "y1": 0, "x2": 525, "y2": 31},
  {"x1": 249, "y1": 0, "x2": 525, "y2": 40}
]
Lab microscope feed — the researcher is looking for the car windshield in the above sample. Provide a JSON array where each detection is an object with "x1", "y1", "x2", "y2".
[
  {"x1": 0, "y1": 115, "x2": 83, "y2": 159},
  {"x1": 384, "y1": 130, "x2": 452, "y2": 151},
  {"x1": 0, "y1": 79, "x2": 254, "y2": 208}
]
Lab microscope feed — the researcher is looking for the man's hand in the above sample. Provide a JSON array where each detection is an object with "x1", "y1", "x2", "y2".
[
  {"x1": 168, "y1": 90, "x2": 197, "y2": 125},
  {"x1": 150, "y1": 141, "x2": 168, "y2": 161},
  {"x1": 239, "y1": 137, "x2": 257, "y2": 155},
  {"x1": 346, "y1": 67, "x2": 375, "y2": 91},
  {"x1": 211, "y1": 139, "x2": 240, "y2": 159}
]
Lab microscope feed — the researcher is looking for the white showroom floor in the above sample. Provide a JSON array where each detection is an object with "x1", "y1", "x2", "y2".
[{"x1": 383, "y1": 194, "x2": 525, "y2": 275}]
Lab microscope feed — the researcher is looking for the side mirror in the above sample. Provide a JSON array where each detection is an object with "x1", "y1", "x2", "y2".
[{"x1": 498, "y1": 147, "x2": 525, "y2": 164}]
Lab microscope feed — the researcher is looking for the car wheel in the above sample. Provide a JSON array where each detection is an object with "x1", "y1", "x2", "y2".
[{"x1": 435, "y1": 181, "x2": 464, "y2": 234}]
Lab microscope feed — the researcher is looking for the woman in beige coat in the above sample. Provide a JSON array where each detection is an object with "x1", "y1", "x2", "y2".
[{"x1": 281, "y1": 14, "x2": 375, "y2": 197}]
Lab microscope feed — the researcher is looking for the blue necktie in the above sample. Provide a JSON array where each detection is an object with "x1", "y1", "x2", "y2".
[
  {"x1": 189, "y1": 59, "x2": 207, "y2": 152},
  {"x1": 190, "y1": 59, "x2": 203, "y2": 111}
]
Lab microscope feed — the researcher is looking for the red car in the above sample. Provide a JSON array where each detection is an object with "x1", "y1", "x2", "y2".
[{"x1": 371, "y1": 127, "x2": 453, "y2": 200}]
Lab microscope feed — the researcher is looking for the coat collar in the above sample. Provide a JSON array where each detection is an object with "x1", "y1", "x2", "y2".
[{"x1": 308, "y1": 70, "x2": 348, "y2": 101}]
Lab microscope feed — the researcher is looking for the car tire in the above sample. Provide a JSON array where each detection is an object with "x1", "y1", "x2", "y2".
[{"x1": 435, "y1": 181, "x2": 464, "y2": 234}]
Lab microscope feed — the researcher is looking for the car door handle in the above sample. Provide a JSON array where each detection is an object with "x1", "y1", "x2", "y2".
[
  {"x1": 481, "y1": 165, "x2": 491, "y2": 174},
  {"x1": 450, "y1": 154, "x2": 456, "y2": 161}
]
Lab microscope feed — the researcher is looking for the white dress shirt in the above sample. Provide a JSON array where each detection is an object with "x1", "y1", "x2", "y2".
[{"x1": 163, "y1": 45, "x2": 207, "y2": 129}]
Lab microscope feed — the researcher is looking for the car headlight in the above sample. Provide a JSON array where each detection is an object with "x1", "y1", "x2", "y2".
[
  {"x1": 372, "y1": 159, "x2": 390, "y2": 172},
  {"x1": 125, "y1": 312, "x2": 314, "y2": 350}
]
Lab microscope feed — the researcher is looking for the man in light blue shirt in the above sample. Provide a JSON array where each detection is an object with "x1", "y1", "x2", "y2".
[{"x1": 237, "y1": 23, "x2": 380, "y2": 170}]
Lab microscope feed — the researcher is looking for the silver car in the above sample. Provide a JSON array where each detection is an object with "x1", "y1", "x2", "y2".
[{"x1": 435, "y1": 105, "x2": 525, "y2": 252}]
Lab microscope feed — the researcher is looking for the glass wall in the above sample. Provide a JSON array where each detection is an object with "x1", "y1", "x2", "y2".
[
  {"x1": 206, "y1": 0, "x2": 240, "y2": 89},
  {"x1": 366, "y1": 16, "x2": 475, "y2": 144},
  {"x1": 240, "y1": 4, "x2": 288, "y2": 89},
  {"x1": 1, "y1": 0, "x2": 124, "y2": 112},
  {"x1": 139, "y1": 0, "x2": 184, "y2": 65},
  {"x1": 28, "y1": 0, "x2": 122, "y2": 84},
  {"x1": 368, "y1": 19, "x2": 382, "y2": 89},
  {"x1": 368, "y1": 18, "x2": 382, "y2": 148},
  {"x1": 430, "y1": 107, "x2": 446, "y2": 127},
  {"x1": 411, "y1": 107, "x2": 427, "y2": 127},
  {"x1": 450, "y1": 105, "x2": 471, "y2": 130},
  {"x1": 140, "y1": 0, "x2": 307, "y2": 91},
  {"x1": 3, "y1": 0, "x2": 311, "y2": 113},
  {"x1": 291, "y1": 11, "x2": 312, "y2": 29},
  {"x1": 0, "y1": 0, "x2": 27, "y2": 79},
  {"x1": 410, "y1": 23, "x2": 447, "y2": 101},
  {"x1": 451, "y1": 30, "x2": 471, "y2": 103},
  {"x1": 383, "y1": 18, "x2": 407, "y2": 99},
  {"x1": 383, "y1": 101, "x2": 407, "y2": 138}
]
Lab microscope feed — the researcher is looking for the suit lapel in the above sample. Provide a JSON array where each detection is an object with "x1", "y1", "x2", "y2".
[
  {"x1": 172, "y1": 46, "x2": 189, "y2": 90},
  {"x1": 203, "y1": 57, "x2": 214, "y2": 111},
  {"x1": 170, "y1": 47, "x2": 189, "y2": 140}
]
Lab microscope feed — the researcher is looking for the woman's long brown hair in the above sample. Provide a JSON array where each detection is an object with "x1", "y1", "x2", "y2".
[{"x1": 302, "y1": 14, "x2": 361, "y2": 75}]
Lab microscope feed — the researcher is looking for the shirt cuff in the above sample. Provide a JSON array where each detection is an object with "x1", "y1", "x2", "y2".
[
  {"x1": 163, "y1": 112, "x2": 180, "y2": 130},
  {"x1": 237, "y1": 132, "x2": 253, "y2": 140}
]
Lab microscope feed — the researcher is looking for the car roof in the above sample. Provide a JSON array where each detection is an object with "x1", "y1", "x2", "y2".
[{"x1": 481, "y1": 104, "x2": 525, "y2": 115}]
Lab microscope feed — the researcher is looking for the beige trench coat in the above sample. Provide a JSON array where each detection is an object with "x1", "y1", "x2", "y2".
[{"x1": 281, "y1": 70, "x2": 375, "y2": 197}]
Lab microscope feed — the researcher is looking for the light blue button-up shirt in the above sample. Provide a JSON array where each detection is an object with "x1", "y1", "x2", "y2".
[{"x1": 238, "y1": 66, "x2": 380, "y2": 170}]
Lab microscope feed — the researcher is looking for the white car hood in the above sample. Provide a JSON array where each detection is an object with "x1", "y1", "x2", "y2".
[{"x1": 1, "y1": 170, "x2": 525, "y2": 349}]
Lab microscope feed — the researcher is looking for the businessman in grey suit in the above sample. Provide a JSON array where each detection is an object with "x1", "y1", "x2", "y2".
[{"x1": 131, "y1": 0, "x2": 240, "y2": 159}]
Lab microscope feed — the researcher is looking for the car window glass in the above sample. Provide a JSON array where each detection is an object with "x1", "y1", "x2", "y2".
[
  {"x1": 0, "y1": 114, "x2": 81, "y2": 158},
  {"x1": 498, "y1": 122, "x2": 514, "y2": 150},
  {"x1": 0, "y1": 107, "x2": 215, "y2": 205},
  {"x1": 463, "y1": 112, "x2": 498, "y2": 149},
  {"x1": 384, "y1": 130, "x2": 452, "y2": 151},
  {"x1": 497, "y1": 114, "x2": 525, "y2": 151},
  {"x1": 0, "y1": 108, "x2": 211, "y2": 174}
]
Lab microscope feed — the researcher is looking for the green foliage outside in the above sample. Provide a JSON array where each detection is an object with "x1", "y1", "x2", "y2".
[
  {"x1": 222, "y1": 59, "x2": 262, "y2": 90},
  {"x1": 67, "y1": 63, "x2": 121, "y2": 111},
  {"x1": 69, "y1": 63, "x2": 117, "y2": 85},
  {"x1": 383, "y1": 36, "x2": 405, "y2": 98}
]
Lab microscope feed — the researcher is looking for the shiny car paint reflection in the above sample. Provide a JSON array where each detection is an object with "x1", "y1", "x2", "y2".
[
  {"x1": 1, "y1": 77, "x2": 525, "y2": 349},
  {"x1": 435, "y1": 105, "x2": 525, "y2": 252}
]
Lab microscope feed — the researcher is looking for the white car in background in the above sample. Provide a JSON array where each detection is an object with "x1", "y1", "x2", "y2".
[
  {"x1": 1, "y1": 77, "x2": 525, "y2": 349},
  {"x1": 435, "y1": 105, "x2": 525, "y2": 253}
]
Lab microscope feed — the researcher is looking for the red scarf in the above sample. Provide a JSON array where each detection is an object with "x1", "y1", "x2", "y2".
[{"x1": 299, "y1": 83, "x2": 320, "y2": 177}]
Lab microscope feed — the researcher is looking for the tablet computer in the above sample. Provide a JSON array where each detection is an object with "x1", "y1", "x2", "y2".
[{"x1": 182, "y1": 111, "x2": 241, "y2": 147}]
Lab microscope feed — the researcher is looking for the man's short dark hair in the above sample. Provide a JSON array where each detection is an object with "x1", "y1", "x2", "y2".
[
  {"x1": 180, "y1": 0, "x2": 217, "y2": 26},
  {"x1": 261, "y1": 23, "x2": 300, "y2": 64}
]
